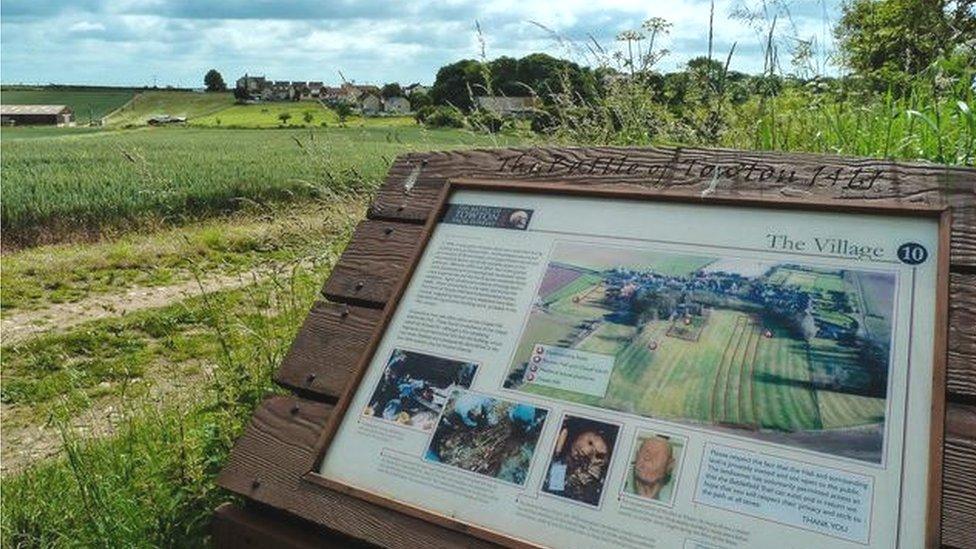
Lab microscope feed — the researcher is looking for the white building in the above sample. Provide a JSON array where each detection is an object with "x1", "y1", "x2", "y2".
[{"x1": 383, "y1": 96, "x2": 411, "y2": 115}]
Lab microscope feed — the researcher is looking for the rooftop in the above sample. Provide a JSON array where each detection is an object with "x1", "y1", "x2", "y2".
[{"x1": 0, "y1": 104, "x2": 72, "y2": 115}]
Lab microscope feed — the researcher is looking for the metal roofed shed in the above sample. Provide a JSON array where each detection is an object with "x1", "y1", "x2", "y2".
[{"x1": 0, "y1": 104, "x2": 74, "y2": 126}]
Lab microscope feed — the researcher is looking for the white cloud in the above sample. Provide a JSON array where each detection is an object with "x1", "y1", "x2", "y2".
[
  {"x1": 68, "y1": 20, "x2": 106, "y2": 32},
  {"x1": 0, "y1": 0, "x2": 842, "y2": 87}
]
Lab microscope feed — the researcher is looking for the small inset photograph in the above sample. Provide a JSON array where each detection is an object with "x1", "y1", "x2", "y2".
[
  {"x1": 363, "y1": 349, "x2": 478, "y2": 431},
  {"x1": 623, "y1": 431, "x2": 684, "y2": 504},
  {"x1": 541, "y1": 414, "x2": 621, "y2": 507},
  {"x1": 424, "y1": 390, "x2": 548, "y2": 485}
]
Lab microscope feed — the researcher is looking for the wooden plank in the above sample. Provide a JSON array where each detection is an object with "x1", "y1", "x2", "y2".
[
  {"x1": 275, "y1": 301, "x2": 383, "y2": 401},
  {"x1": 948, "y1": 272, "x2": 976, "y2": 399},
  {"x1": 217, "y1": 395, "x2": 500, "y2": 549},
  {"x1": 943, "y1": 403, "x2": 976, "y2": 549},
  {"x1": 322, "y1": 220, "x2": 424, "y2": 308},
  {"x1": 369, "y1": 148, "x2": 976, "y2": 266},
  {"x1": 212, "y1": 502, "x2": 360, "y2": 548}
]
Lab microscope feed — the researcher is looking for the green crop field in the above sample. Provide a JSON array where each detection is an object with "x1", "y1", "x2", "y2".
[
  {"x1": 103, "y1": 91, "x2": 233, "y2": 126},
  {"x1": 0, "y1": 126, "x2": 107, "y2": 140},
  {"x1": 1, "y1": 125, "x2": 520, "y2": 247},
  {"x1": 1, "y1": 87, "x2": 135, "y2": 124}
]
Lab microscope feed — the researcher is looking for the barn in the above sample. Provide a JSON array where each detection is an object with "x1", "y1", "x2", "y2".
[{"x1": 0, "y1": 104, "x2": 75, "y2": 126}]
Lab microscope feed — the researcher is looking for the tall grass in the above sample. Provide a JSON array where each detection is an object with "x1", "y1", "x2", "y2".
[
  {"x1": 522, "y1": 4, "x2": 975, "y2": 166},
  {"x1": 0, "y1": 217, "x2": 354, "y2": 547},
  {"x1": 724, "y1": 71, "x2": 976, "y2": 164}
]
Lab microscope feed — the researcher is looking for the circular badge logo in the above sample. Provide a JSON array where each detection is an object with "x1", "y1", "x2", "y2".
[{"x1": 897, "y1": 243, "x2": 928, "y2": 265}]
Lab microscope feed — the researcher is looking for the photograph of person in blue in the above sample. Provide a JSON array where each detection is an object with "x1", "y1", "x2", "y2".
[{"x1": 364, "y1": 349, "x2": 477, "y2": 431}]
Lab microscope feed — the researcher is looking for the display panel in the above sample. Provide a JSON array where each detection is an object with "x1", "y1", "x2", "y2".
[{"x1": 314, "y1": 182, "x2": 947, "y2": 549}]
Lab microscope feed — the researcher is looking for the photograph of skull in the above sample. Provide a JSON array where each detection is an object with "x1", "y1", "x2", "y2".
[{"x1": 541, "y1": 414, "x2": 621, "y2": 507}]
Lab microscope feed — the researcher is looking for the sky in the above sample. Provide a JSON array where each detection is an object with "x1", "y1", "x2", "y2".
[{"x1": 1, "y1": 0, "x2": 842, "y2": 88}]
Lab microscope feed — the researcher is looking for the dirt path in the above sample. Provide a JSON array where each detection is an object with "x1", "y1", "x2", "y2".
[
  {"x1": 1, "y1": 361, "x2": 212, "y2": 475},
  {"x1": 1, "y1": 260, "x2": 312, "y2": 474},
  {"x1": 1, "y1": 263, "x2": 299, "y2": 345}
]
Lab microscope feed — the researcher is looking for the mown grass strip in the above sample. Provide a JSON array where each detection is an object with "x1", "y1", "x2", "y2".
[{"x1": 1, "y1": 201, "x2": 363, "y2": 312}]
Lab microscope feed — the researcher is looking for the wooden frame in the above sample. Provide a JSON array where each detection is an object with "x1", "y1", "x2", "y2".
[{"x1": 300, "y1": 178, "x2": 951, "y2": 549}]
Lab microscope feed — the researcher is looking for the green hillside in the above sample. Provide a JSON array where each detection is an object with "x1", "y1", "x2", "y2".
[
  {"x1": 191, "y1": 102, "x2": 417, "y2": 128},
  {"x1": 191, "y1": 102, "x2": 336, "y2": 128},
  {"x1": 104, "y1": 91, "x2": 234, "y2": 126},
  {"x1": 0, "y1": 87, "x2": 135, "y2": 124}
]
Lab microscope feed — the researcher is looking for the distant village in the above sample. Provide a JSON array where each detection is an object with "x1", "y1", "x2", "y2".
[
  {"x1": 234, "y1": 74, "x2": 536, "y2": 117},
  {"x1": 234, "y1": 74, "x2": 426, "y2": 116},
  {"x1": 599, "y1": 266, "x2": 850, "y2": 342}
]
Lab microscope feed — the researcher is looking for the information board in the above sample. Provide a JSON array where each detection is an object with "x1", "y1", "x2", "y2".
[{"x1": 313, "y1": 180, "x2": 948, "y2": 549}]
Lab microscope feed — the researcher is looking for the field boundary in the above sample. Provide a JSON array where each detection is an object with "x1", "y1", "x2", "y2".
[{"x1": 99, "y1": 91, "x2": 140, "y2": 125}]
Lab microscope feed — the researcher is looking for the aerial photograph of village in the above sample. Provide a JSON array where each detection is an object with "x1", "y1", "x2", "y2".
[{"x1": 505, "y1": 241, "x2": 897, "y2": 463}]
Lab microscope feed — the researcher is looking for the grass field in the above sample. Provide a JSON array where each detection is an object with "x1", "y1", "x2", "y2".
[
  {"x1": 103, "y1": 91, "x2": 233, "y2": 126},
  {"x1": 0, "y1": 126, "x2": 107, "y2": 140},
  {"x1": 191, "y1": 102, "x2": 416, "y2": 128},
  {"x1": 1, "y1": 87, "x2": 135, "y2": 124},
  {"x1": 1, "y1": 125, "x2": 520, "y2": 247},
  {"x1": 550, "y1": 245, "x2": 713, "y2": 276},
  {"x1": 517, "y1": 288, "x2": 884, "y2": 434},
  {"x1": 95, "y1": 92, "x2": 417, "y2": 129}
]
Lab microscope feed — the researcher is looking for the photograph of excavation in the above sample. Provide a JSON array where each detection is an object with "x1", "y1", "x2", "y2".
[
  {"x1": 505, "y1": 241, "x2": 897, "y2": 463},
  {"x1": 424, "y1": 391, "x2": 548, "y2": 485}
]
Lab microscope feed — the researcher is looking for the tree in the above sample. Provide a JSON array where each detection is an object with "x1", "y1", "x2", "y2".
[
  {"x1": 486, "y1": 56, "x2": 520, "y2": 95},
  {"x1": 429, "y1": 59, "x2": 485, "y2": 111},
  {"x1": 835, "y1": 0, "x2": 976, "y2": 84},
  {"x1": 334, "y1": 102, "x2": 353, "y2": 125},
  {"x1": 408, "y1": 91, "x2": 432, "y2": 111},
  {"x1": 517, "y1": 54, "x2": 597, "y2": 103},
  {"x1": 302, "y1": 110, "x2": 314, "y2": 124},
  {"x1": 380, "y1": 83, "x2": 404, "y2": 98},
  {"x1": 277, "y1": 112, "x2": 292, "y2": 125},
  {"x1": 204, "y1": 69, "x2": 226, "y2": 92},
  {"x1": 430, "y1": 54, "x2": 598, "y2": 111}
]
